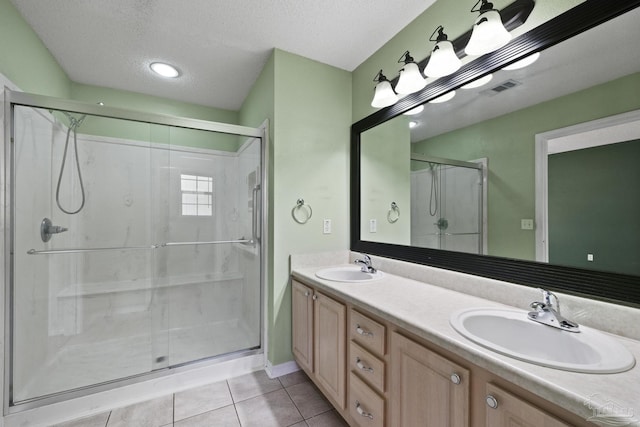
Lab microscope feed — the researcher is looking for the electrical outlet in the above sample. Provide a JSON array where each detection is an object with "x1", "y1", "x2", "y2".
[
  {"x1": 521, "y1": 219, "x2": 534, "y2": 230},
  {"x1": 369, "y1": 219, "x2": 377, "y2": 233},
  {"x1": 587, "y1": 253, "x2": 594, "y2": 262},
  {"x1": 323, "y1": 219, "x2": 331, "y2": 234}
]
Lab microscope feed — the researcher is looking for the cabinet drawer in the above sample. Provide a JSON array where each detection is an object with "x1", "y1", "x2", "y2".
[
  {"x1": 350, "y1": 341, "x2": 385, "y2": 393},
  {"x1": 349, "y1": 372, "x2": 385, "y2": 427},
  {"x1": 350, "y1": 310, "x2": 386, "y2": 355}
]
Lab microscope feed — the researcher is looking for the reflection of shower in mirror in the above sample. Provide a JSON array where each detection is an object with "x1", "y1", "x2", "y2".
[{"x1": 411, "y1": 154, "x2": 485, "y2": 255}]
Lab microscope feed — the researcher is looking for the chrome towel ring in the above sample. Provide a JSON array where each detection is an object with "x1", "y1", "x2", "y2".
[
  {"x1": 387, "y1": 202, "x2": 400, "y2": 223},
  {"x1": 292, "y1": 198, "x2": 313, "y2": 224}
]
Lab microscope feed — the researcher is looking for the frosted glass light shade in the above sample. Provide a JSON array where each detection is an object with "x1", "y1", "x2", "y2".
[
  {"x1": 395, "y1": 62, "x2": 427, "y2": 95},
  {"x1": 465, "y1": 10, "x2": 511, "y2": 56},
  {"x1": 503, "y1": 52, "x2": 541, "y2": 70},
  {"x1": 429, "y1": 91, "x2": 456, "y2": 104},
  {"x1": 424, "y1": 41, "x2": 462, "y2": 78},
  {"x1": 371, "y1": 80, "x2": 399, "y2": 108},
  {"x1": 461, "y1": 73, "x2": 493, "y2": 89}
]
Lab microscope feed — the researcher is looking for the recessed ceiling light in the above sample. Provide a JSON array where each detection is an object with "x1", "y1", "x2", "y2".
[
  {"x1": 429, "y1": 91, "x2": 456, "y2": 104},
  {"x1": 403, "y1": 105, "x2": 425, "y2": 115},
  {"x1": 150, "y1": 62, "x2": 180, "y2": 78},
  {"x1": 503, "y1": 52, "x2": 541, "y2": 71},
  {"x1": 462, "y1": 74, "x2": 494, "y2": 89}
]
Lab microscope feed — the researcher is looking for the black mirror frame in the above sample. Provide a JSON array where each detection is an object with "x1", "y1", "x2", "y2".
[{"x1": 351, "y1": 0, "x2": 640, "y2": 307}]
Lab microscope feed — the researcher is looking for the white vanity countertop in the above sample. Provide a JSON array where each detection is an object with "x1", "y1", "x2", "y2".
[{"x1": 291, "y1": 263, "x2": 640, "y2": 426}]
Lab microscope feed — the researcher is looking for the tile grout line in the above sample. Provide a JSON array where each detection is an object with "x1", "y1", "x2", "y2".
[
  {"x1": 282, "y1": 383, "x2": 305, "y2": 424},
  {"x1": 225, "y1": 379, "x2": 243, "y2": 426},
  {"x1": 104, "y1": 410, "x2": 112, "y2": 427}
]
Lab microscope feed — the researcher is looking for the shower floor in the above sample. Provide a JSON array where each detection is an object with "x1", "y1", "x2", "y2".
[{"x1": 15, "y1": 310, "x2": 257, "y2": 403}]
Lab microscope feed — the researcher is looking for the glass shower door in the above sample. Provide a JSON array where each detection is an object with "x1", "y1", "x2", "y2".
[
  {"x1": 8, "y1": 97, "x2": 263, "y2": 407},
  {"x1": 155, "y1": 127, "x2": 262, "y2": 367},
  {"x1": 11, "y1": 107, "x2": 164, "y2": 403}
]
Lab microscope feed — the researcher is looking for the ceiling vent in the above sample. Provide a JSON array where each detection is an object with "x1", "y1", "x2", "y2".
[{"x1": 480, "y1": 79, "x2": 522, "y2": 96}]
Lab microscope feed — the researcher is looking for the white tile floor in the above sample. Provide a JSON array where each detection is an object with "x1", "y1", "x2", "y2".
[{"x1": 51, "y1": 370, "x2": 349, "y2": 427}]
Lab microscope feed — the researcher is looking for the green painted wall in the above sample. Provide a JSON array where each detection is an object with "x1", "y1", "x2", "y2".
[
  {"x1": 0, "y1": 0, "x2": 70, "y2": 97},
  {"x1": 240, "y1": 49, "x2": 352, "y2": 366},
  {"x1": 413, "y1": 72, "x2": 640, "y2": 260},
  {"x1": 351, "y1": 0, "x2": 584, "y2": 122},
  {"x1": 548, "y1": 140, "x2": 640, "y2": 275},
  {"x1": 269, "y1": 50, "x2": 352, "y2": 365},
  {"x1": 360, "y1": 116, "x2": 411, "y2": 244}
]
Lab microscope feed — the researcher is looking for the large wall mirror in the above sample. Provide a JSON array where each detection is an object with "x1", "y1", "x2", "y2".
[{"x1": 351, "y1": 0, "x2": 640, "y2": 306}]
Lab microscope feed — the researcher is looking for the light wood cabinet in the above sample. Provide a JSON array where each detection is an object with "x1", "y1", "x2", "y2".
[
  {"x1": 484, "y1": 383, "x2": 571, "y2": 427},
  {"x1": 314, "y1": 290, "x2": 347, "y2": 408},
  {"x1": 292, "y1": 280, "x2": 314, "y2": 373},
  {"x1": 291, "y1": 276, "x2": 589, "y2": 427},
  {"x1": 291, "y1": 279, "x2": 346, "y2": 409},
  {"x1": 390, "y1": 331, "x2": 470, "y2": 427}
]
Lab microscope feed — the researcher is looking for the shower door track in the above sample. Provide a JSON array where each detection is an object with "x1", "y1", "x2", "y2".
[{"x1": 3, "y1": 89, "x2": 269, "y2": 414}]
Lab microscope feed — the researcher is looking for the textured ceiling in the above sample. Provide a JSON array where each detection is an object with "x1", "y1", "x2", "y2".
[{"x1": 11, "y1": 0, "x2": 436, "y2": 111}]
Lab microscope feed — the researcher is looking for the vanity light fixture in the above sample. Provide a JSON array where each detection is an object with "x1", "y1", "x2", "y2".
[
  {"x1": 503, "y1": 52, "x2": 541, "y2": 70},
  {"x1": 395, "y1": 51, "x2": 427, "y2": 95},
  {"x1": 371, "y1": 70, "x2": 399, "y2": 108},
  {"x1": 465, "y1": 0, "x2": 512, "y2": 56},
  {"x1": 424, "y1": 26, "x2": 462, "y2": 78},
  {"x1": 150, "y1": 62, "x2": 180, "y2": 78},
  {"x1": 429, "y1": 91, "x2": 456, "y2": 104},
  {"x1": 461, "y1": 73, "x2": 494, "y2": 89},
  {"x1": 403, "y1": 105, "x2": 425, "y2": 115},
  {"x1": 409, "y1": 120, "x2": 419, "y2": 128}
]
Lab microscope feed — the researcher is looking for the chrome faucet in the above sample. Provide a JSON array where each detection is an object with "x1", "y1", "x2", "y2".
[
  {"x1": 527, "y1": 288, "x2": 580, "y2": 332},
  {"x1": 354, "y1": 254, "x2": 377, "y2": 274}
]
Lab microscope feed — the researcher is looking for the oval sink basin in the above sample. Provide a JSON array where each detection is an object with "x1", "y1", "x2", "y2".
[
  {"x1": 450, "y1": 308, "x2": 635, "y2": 373},
  {"x1": 315, "y1": 266, "x2": 383, "y2": 283}
]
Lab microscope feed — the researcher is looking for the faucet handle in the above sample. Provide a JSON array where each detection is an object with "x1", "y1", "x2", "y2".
[{"x1": 537, "y1": 288, "x2": 560, "y2": 313}]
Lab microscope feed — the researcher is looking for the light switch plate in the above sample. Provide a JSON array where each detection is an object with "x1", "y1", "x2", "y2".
[
  {"x1": 369, "y1": 219, "x2": 377, "y2": 233},
  {"x1": 323, "y1": 219, "x2": 331, "y2": 234},
  {"x1": 521, "y1": 219, "x2": 534, "y2": 230}
]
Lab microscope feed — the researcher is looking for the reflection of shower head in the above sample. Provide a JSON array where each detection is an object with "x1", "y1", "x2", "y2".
[{"x1": 62, "y1": 111, "x2": 86, "y2": 130}]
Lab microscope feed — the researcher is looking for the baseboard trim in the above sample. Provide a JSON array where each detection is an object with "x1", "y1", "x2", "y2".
[{"x1": 265, "y1": 360, "x2": 300, "y2": 378}]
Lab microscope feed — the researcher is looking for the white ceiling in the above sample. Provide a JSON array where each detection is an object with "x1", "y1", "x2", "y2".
[{"x1": 11, "y1": 0, "x2": 436, "y2": 111}]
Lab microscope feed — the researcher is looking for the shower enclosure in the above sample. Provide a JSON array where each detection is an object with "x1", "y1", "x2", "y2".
[
  {"x1": 410, "y1": 153, "x2": 485, "y2": 254},
  {"x1": 3, "y1": 90, "x2": 266, "y2": 409}
]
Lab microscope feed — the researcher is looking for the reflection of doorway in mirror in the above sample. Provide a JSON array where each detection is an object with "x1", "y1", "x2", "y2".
[
  {"x1": 410, "y1": 154, "x2": 487, "y2": 254},
  {"x1": 535, "y1": 110, "x2": 640, "y2": 275}
]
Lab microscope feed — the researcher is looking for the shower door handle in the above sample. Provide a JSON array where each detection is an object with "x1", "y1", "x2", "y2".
[{"x1": 252, "y1": 184, "x2": 261, "y2": 244}]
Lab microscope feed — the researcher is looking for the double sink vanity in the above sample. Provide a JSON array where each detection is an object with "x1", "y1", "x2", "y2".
[{"x1": 290, "y1": 252, "x2": 640, "y2": 427}]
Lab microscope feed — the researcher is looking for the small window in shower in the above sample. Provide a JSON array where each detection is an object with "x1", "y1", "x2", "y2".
[{"x1": 180, "y1": 174, "x2": 213, "y2": 216}]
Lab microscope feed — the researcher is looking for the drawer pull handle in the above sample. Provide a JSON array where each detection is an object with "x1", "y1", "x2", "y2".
[
  {"x1": 356, "y1": 357, "x2": 374, "y2": 373},
  {"x1": 486, "y1": 395, "x2": 499, "y2": 409},
  {"x1": 355, "y1": 400, "x2": 374, "y2": 419},
  {"x1": 355, "y1": 324, "x2": 373, "y2": 337},
  {"x1": 450, "y1": 373, "x2": 461, "y2": 385}
]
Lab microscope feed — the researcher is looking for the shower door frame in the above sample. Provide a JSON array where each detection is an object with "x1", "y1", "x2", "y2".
[{"x1": 2, "y1": 89, "x2": 269, "y2": 413}]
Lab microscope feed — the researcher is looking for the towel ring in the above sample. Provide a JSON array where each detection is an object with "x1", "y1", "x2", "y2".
[
  {"x1": 292, "y1": 198, "x2": 313, "y2": 224},
  {"x1": 387, "y1": 202, "x2": 400, "y2": 223}
]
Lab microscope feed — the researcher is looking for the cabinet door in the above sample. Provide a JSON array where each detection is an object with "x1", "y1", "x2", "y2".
[
  {"x1": 485, "y1": 383, "x2": 571, "y2": 427},
  {"x1": 390, "y1": 332, "x2": 469, "y2": 427},
  {"x1": 314, "y1": 291, "x2": 346, "y2": 409},
  {"x1": 292, "y1": 280, "x2": 314, "y2": 373}
]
